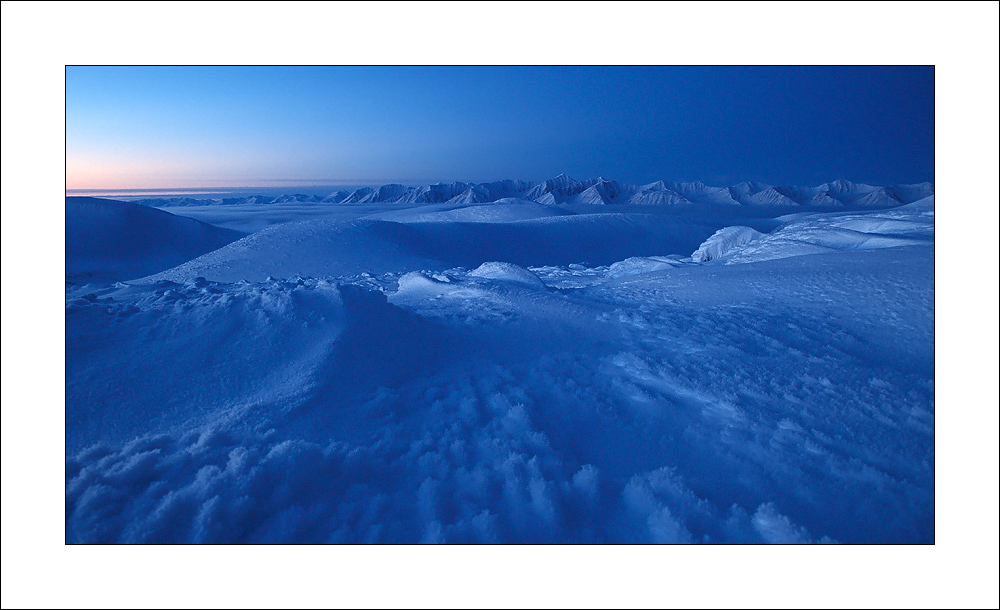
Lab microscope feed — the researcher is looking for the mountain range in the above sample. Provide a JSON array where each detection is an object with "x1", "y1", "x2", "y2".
[{"x1": 124, "y1": 175, "x2": 934, "y2": 209}]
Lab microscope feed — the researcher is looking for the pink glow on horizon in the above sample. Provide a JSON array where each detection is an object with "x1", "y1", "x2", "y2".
[{"x1": 66, "y1": 160, "x2": 370, "y2": 191}]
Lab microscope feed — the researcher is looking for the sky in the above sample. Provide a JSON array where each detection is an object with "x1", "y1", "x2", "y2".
[{"x1": 66, "y1": 66, "x2": 934, "y2": 190}]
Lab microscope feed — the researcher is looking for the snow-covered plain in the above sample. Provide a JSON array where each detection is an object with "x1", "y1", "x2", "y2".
[{"x1": 65, "y1": 177, "x2": 934, "y2": 543}]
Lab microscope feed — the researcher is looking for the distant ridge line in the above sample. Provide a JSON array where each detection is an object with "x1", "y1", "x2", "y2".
[{"x1": 103, "y1": 175, "x2": 934, "y2": 209}]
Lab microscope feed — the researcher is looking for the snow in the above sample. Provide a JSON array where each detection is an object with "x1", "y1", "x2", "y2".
[
  {"x1": 66, "y1": 197, "x2": 243, "y2": 282},
  {"x1": 606, "y1": 256, "x2": 684, "y2": 278},
  {"x1": 134, "y1": 208, "x2": 738, "y2": 284},
  {"x1": 699, "y1": 196, "x2": 935, "y2": 264},
  {"x1": 65, "y1": 179, "x2": 936, "y2": 544},
  {"x1": 122, "y1": 175, "x2": 933, "y2": 210},
  {"x1": 468, "y1": 261, "x2": 546, "y2": 287},
  {"x1": 691, "y1": 226, "x2": 764, "y2": 262},
  {"x1": 362, "y1": 198, "x2": 573, "y2": 223}
]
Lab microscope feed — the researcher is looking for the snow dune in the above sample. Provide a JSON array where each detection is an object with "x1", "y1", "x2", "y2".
[
  {"x1": 137, "y1": 212, "x2": 724, "y2": 284},
  {"x1": 66, "y1": 277, "x2": 348, "y2": 452},
  {"x1": 66, "y1": 197, "x2": 243, "y2": 282},
  {"x1": 689, "y1": 196, "x2": 934, "y2": 264}
]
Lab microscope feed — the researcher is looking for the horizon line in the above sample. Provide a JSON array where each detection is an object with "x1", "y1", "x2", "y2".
[{"x1": 66, "y1": 175, "x2": 935, "y2": 196}]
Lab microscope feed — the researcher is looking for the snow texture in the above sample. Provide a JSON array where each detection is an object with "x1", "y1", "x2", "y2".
[
  {"x1": 66, "y1": 177, "x2": 935, "y2": 544},
  {"x1": 66, "y1": 197, "x2": 243, "y2": 282},
  {"x1": 691, "y1": 226, "x2": 764, "y2": 262}
]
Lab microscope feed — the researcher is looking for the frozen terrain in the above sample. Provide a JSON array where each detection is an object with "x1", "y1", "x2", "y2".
[
  {"x1": 65, "y1": 178, "x2": 934, "y2": 543},
  {"x1": 65, "y1": 197, "x2": 243, "y2": 282}
]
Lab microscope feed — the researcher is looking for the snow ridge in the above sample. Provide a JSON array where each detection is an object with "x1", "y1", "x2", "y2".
[{"x1": 66, "y1": 197, "x2": 244, "y2": 282}]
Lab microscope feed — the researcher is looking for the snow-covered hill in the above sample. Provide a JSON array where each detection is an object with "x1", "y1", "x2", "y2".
[{"x1": 66, "y1": 197, "x2": 244, "y2": 282}]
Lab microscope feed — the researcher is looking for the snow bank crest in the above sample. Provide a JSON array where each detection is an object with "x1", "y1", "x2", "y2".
[
  {"x1": 66, "y1": 197, "x2": 243, "y2": 282},
  {"x1": 396, "y1": 270, "x2": 452, "y2": 296},
  {"x1": 691, "y1": 226, "x2": 764, "y2": 262},
  {"x1": 607, "y1": 256, "x2": 683, "y2": 278},
  {"x1": 468, "y1": 262, "x2": 546, "y2": 288}
]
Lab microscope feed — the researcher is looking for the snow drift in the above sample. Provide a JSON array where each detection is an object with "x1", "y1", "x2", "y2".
[
  {"x1": 66, "y1": 197, "x2": 243, "y2": 282},
  {"x1": 690, "y1": 196, "x2": 934, "y2": 264},
  {"x1": 136, "y1": 213, "x2": 724, "y2": 284},
  {"x1": 691, "y1": 226, "x2": 764, "y2": 262}
]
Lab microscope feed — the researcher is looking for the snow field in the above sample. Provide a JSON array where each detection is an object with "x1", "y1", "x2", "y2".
[{"x1": 65, "y1": 190, "x2": 935, "y2": 543}]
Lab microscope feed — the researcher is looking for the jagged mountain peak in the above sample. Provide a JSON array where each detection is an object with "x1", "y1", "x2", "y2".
[{"x1": 126, "y1": 177, "x2": 933, "y2": 210}]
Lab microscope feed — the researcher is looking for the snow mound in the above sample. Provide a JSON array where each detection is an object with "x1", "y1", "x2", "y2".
[
  {"x1": 691, "y1": 226, "x2": 764, "y2": 262},
  {"x1": 65, "y1": 276, "x2": 349, "y2": 452},
  {"x1": 891, "y1": 194, "x2": 934, "y2": 215},
  {"x1": 66, "y1": 197, "x2": 243, "y2": 282},
  {"x1": 607, "y1": 256, "x2": 684, "y2": 278},
  {"x1": 691, "y1": 199, "x2": 935, "y2": 265},
  {"x1": 137, "y1": 219, "x2": 445, "y2": 283},
  {"x1": 396, "y1": 270, "x2": 447, "y2": 292},
  {"x1": 468, "y1": 262, "x2": 546, "y2": 288},
  {"x1": 394, "y1": 270, "x2": 480, "y2": 299},
  {"x1": 65, "y1": 277, "x2": 457, "y2": 454}
]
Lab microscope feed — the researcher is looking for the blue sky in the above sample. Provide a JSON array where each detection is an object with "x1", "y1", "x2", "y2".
[{"x1": 66, "y1": 66, "x2": 934, "y2": 189}]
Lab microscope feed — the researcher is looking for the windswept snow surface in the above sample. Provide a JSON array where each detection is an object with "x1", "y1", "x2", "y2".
[
  {"x1": 66, "y1": 186, "x2": 934, "y2": 544},
  {"x1": 66, "y1": 197, "x2": 243, "y2": 282}
]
